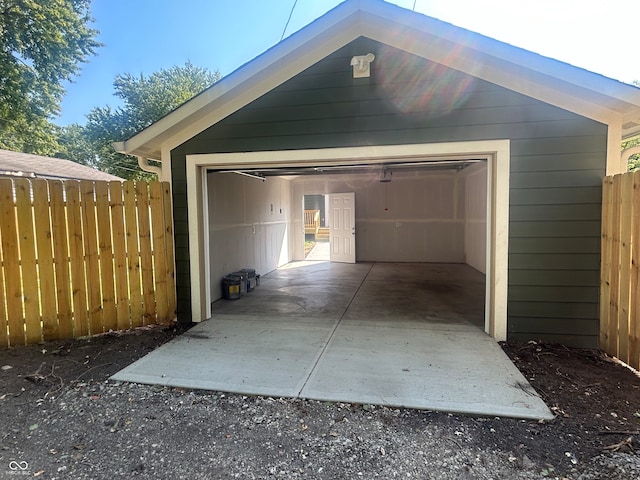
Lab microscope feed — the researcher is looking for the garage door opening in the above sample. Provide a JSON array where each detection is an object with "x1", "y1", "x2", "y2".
[
  {"x1": 304, "y1": 194, "x2": 329, "y2": 261},
  {"x1": 207, "y1": 158, "x2": 487, "y2": 329},
  {"x1": 187, "y1": 141, "x2": 509, "y2": 340}
]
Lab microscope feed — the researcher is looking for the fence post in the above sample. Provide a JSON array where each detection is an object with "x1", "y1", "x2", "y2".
[{"x1": 600, "y1": 176, "x2": 613, "y2": 349}]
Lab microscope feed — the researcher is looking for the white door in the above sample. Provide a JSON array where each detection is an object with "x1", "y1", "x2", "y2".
[{"x1": 329, "y1": 193, "x2": 356, "y2": 263}]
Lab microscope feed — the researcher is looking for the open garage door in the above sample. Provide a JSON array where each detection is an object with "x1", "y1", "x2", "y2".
[{"x1": 187, "y1": 141, "x2": 509, "y2": 340}]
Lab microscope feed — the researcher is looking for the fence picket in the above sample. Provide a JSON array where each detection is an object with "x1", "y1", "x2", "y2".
[
  {"x1": 150, "y1": 182, "x2": 169, "y2": 324},
  {"x1": 617, "y1": 174, "x2": 633, "y2": 364},
  {"x1": 14, "y1": 179, "x2": 41, "y2": 344},
  {"x1": 33, "y1": 179, "x2": 58, "y2": 341},
  {"x1": 110, "y1": 182, "x2": 130, "y2": 330},
  {"x1": 95, "y1": 182, "x2": 117, "y2": 331},
  {"x1": 136, "y1": 182, "x2": 155, "y2": 325},
  {"x1": 162, "y1": 182, "x2": 176, "y2": 319},
  {"x1": 0, "y1": 179, "x2": 25, "y2": 345},
  {"x1": 50, "y1": 181, "x2": 73, "y2": 340},
  {"x1": 81, "y1": 180, "x2": 103, "y2": 335},
  {"x1": 124, "y1": 181, "x2": 143, "y2": 328},
  {"x1": 0, "y1": 217, "x2": 6, "y2": 348},
  {"x1": 66, "y1": 181, "x2": 88, "y2": 337}
]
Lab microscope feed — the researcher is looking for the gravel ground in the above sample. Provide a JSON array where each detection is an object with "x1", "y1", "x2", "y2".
[{"x1": 0, "y1": 326, "x2": 639, "y2": 479}]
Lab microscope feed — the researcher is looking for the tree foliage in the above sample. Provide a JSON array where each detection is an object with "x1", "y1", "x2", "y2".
[
  {"x1": 0, "y1": 0, "x2": 100, "y2": 154},
  {"x1": 76, "y1": 62, "x2": 221, "y2": 179},
  {"x1": 621, "y1": 80, "x2": 640, "y2": 172},
  {"x1": 55, "y1": 122, "x2": 96, "y2": 167},
  {"x1": 622, "y1": 138, "x2": 640, "y2": 172}
]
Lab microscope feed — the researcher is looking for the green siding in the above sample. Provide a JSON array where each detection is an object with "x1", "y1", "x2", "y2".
[{"x1": 171, "y1": 37, "x2": 607, "y2": 346}]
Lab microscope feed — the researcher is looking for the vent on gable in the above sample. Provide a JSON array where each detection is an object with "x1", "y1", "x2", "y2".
[{"x1": 350, "y1": 53, "x2": 375, "y2": 78}]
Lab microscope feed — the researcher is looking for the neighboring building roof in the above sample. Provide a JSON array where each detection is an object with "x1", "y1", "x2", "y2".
[
  {"x1": 115, "y1": 0, "x2": 640, "y2": 161},
  {"x1": 0, "y1": 149, "x2": 123, "y2": 182}
]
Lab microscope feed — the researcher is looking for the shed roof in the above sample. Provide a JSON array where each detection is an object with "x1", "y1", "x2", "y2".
[
  {"x1": 115, "y1": 0, "x2": 640, "y2": 160},
  {"x1": 0, "y1": 149, "x2": 123, "y2": 182}
]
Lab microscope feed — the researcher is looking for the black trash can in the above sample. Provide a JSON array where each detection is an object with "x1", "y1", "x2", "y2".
[{"x1": 222, "y1": 275, "x2": 242, "y2": 300}]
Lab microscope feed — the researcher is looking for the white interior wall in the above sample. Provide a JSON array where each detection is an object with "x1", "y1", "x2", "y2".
[
  {"x1": 292, "y1": 170, "x2": 466, "y2": 262},
  {"x1": 461, "y1": 162, "x2": 488, "y2": 274},
  {"x1": 208, "y1": 172, "x2": 292, "y2": 301}
]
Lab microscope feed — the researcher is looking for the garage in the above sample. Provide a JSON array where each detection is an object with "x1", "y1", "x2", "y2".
[{"x1": 114, "y1": 0, "x2": 640, "y2": 379}]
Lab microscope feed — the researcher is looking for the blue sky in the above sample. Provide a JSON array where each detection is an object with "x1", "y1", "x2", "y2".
[{"x1": 57, "y1": 0, "x2": 640, "y2": 126}]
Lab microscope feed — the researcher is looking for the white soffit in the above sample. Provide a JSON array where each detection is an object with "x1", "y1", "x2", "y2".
[{"x1": 114, "y1": 0, "x2": 640, "y2": 159}]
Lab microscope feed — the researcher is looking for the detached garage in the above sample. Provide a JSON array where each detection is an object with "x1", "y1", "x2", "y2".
[{"x1": 115, "y1": 0, "x2": 640, "y2": 348}]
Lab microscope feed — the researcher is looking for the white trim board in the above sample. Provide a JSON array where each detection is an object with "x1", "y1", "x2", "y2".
[{"x1": 186, "y1": 140, "x2": 510, "y2": 341}]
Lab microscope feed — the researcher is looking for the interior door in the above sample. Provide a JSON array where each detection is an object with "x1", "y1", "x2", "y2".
[{"x1": 329, "y1": 192, "x2": 355, "y2": 263}]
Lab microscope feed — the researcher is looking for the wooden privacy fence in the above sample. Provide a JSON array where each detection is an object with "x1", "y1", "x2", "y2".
[
  {"x1": 600, "y1": 170, "x2": 640, "y2": 370},
  {"x1": 0, "y1": 179, "x2": 176, "y2": 348}
]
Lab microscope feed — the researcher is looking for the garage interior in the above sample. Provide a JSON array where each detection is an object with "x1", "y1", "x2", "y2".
[{"x1": 207, "y1": 158, "x2": 489, "y2": 311}]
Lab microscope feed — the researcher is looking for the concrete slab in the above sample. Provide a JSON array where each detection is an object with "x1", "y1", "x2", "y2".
[
  {"x1": 112, "y1": 262, "x2": 553, "y2": 420},
  {"x1": 111, "y1": 314, "x2": 338, "y2": 397},
  {"x1": 301, "y1": 320, "x2": 551, "y2": 419}
]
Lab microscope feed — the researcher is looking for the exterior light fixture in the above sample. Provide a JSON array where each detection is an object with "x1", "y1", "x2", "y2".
[{"x1": 350, "y1": 53, "x2": 375, "y2": 78}]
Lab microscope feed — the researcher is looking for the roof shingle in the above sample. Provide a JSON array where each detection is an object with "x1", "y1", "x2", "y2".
[{"x1": 0, "y1": 149, "x2": 123, "y2": 182}]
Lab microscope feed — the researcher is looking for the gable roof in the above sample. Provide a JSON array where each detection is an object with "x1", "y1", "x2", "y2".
[
  {"x1": 115, "y1": 0, "x2": 640, "y2": 161},
  {"x1": 0, "y1": 149, "x2": 123, "y2": 182}
]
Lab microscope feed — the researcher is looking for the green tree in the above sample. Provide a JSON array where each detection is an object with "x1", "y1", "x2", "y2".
[
  {"x1": 0, "y1": 0, "x2": 100, "y2": 154},
  {"x1": 622, "y1": 81, "x2": 640, "y2": 172},
  {"x1": 55, "y1": 123, "x2": 97, "y2": 167},
  {"x1": 622, "y1": 137, "x2": 640, "y2": 172},
  {"x1": 84, "y1": 61, "x2": 221, "y2": 179}
]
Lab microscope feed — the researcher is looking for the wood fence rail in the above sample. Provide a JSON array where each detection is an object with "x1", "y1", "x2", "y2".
[
  {"x1": 0, "y1": 179, "x2": 176, "y2": 348},
  {"x1": 600, "y1": 171, "x2": 640, "y2": 370}
]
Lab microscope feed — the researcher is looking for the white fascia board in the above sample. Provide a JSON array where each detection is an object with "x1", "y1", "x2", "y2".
[
  {"x1": 358, "y1": 12, "x2": 624, "y2": 125},
  {"x1": 371, "y1": 2, "x2": 640, "y2": 108}
]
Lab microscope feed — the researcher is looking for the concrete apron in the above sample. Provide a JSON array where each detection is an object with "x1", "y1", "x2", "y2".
[{"x1": 112, "y1": 262, "x2": 553, "y2": 420}]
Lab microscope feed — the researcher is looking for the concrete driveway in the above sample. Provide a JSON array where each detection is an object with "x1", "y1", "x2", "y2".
[{"x1": 112, "y1": 262, "x2": 553, "y2": 420}]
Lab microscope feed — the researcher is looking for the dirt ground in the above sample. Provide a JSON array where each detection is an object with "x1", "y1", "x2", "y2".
[{"x1": 0, "y1": 325, "x2": 639, "y2": 480}]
